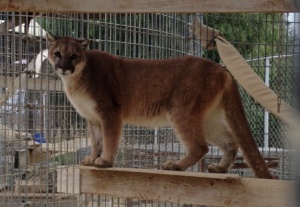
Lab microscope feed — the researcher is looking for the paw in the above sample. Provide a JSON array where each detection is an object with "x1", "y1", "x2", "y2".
[
  {"x1": 207, "y1": 163, "x2": 228, "y2": 173},
  {"x1": 162, "y1": 160, "x2": 182, "y2": 171},
  {"x1": 93, "y1": 157, "x2": 113, "y2": 168},
  {"x1": 81, "y1": 156, "x2": 96, "y2": 166}
]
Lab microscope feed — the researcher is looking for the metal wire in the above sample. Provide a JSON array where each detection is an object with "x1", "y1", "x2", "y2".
[{"x1": 0, "y1": 12, "x2": 297, "y2": 206}]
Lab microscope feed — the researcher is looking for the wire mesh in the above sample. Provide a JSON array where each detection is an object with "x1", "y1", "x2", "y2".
[{"x1": 0, "y1": 12, "x2": 297, "y2": 206}]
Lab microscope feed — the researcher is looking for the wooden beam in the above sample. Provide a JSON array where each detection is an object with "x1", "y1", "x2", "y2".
[
  {"x1": 57, "y1": 166, "x2": 80, "y2": 194},
  {"x1": 32, "y1": 138, "x2": 90, "y2": 153},
  {"x1": 0, "y1": 193, "x2": 71, "y2": 198},
  {"x1": 0, "y1": 76, "x2": 63, "y2": 91},
  {"x1": 79, "y1": 167, "x2": 295, "y2": 207},
  {"x1": 0, "y1": 0, "x2": 297, "y2": 13},
  {"x1": 14, "y1": 180, "x2": 47, "y2": 193},
  {"x1": 0, "y1": 124, "x2": 32, "y2": 142}
]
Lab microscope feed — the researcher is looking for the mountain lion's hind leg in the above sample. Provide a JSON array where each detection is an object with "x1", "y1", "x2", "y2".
[
  {"x1": 207, "y1": 131, "x2": 238, "y2": 173},
  {"x1": 81, "y1": 122, "x2": 102, "y2": 166},
  {"x1": 162, "y1": 110, "x2": 209, "y2": 171}
]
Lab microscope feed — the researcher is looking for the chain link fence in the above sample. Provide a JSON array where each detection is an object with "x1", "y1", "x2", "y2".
[{"x1": 0, "y1": 12, "x2": 296, "y2": 206}]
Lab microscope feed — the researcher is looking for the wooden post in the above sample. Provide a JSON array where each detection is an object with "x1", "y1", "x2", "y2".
[{"x1": 79, "y1": 167, "x2": 295, "y2": 207}]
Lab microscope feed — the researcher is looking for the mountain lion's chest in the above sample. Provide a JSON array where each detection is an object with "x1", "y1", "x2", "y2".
[
  {"x1": 67, "y1": 92, "x2": 100, "y2": 122},
  {"x1": 63, "y1": 78, "x2": 100, "y2": 123}
]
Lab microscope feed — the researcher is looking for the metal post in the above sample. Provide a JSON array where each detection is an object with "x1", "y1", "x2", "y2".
[
  {"x1": 264, "y1": 58, "x2": 270, "y2": 149},
  {"x1": 43, "y1": 92, "x2": 46, "y2": 138},
  {"x1": 295, "y1": 12, "x2": 300, "y2": 110},
  {"x1": 188, "y1": 14, "x2": 203, "y2": 57},
  {"x1": 293, "y1": 11, "x2": 300, "y2": 207},
  {"x1": 0, "y1": 87, "x2": 4, "y2": 186},
  {"x1": 154, "y1": 128, "x2": 158, "y2": 165}
]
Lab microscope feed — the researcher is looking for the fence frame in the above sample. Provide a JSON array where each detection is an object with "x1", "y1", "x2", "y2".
[
  {"x1": 0, "y1": 0, "x2": 298, "y2": 13},
  {"x1": 0, "y1": 1, "x2": 298, "y2": 207}
]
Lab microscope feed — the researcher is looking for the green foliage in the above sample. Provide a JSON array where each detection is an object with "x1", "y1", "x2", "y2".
[
  {"x1": 203, "y1": 13, "x2": 293, "y2": 147},
  {"x1": 203, "y1": 13, "x2": 287, "y2": 60},
  {"x1": 55, "y1": 152, "x2": 77, "y2": 165}
]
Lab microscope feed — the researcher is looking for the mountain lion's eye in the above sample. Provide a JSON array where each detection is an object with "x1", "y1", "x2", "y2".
[
  {"x1": 54, "y1": 52, "x2": 61, "y2": 58},
  {"x1": 70, "y1": 54, "x2": 78, "y2": 60}
]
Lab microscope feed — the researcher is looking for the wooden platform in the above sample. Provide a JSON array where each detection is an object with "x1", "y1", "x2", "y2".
[{"x1": 78, "y1": 167, "x2": 295, "y2": 207}]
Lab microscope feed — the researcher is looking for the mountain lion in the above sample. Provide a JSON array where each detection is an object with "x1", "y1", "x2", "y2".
[{"x1": 46, "y1": 33, "x2": 274, "y2": 179}]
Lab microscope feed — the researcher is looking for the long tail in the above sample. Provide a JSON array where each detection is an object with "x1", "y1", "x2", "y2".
[{"x1": 222, "y1": 78, "x2": 274, "y2": 179}]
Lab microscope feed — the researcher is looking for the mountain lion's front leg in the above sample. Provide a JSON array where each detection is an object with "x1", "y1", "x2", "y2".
[
  {"x1": 81, "y1": 121, "x2": 103, "y2": 166},
  {"x1": 93, "y1": 112, "x2": 123, "y2": 168}
]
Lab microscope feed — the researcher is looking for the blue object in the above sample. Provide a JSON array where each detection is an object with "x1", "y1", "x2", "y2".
[{"x1": 33, "y1": 133, "x2": 46, "y2": 143}]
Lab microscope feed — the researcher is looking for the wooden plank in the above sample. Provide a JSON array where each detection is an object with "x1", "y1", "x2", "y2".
[
  {"x1": 0, "y1": 124, "x2": 33, "y2": 142},
  {"x1": 57, "y1": 166, "x2": 80, "y2": 194},
  {"x1": 14, "y1": 180, "x2": 47, "y2": 193},
  {"x1": 0, "y1": 192, "x2": 70, "y2": 198},
  {"x1": 0, "y1": 76, "x2": 63, "y2": 92},
  {"x1": 35, "y1": 138, "x2": 90, "y2": 153},
  {"x1": 0, "y1": 0, "x2": 297, "y2": 13},
  {"x1": 232, "y1": 161, "x2": 279, "y2": 169},
  {"x1": 79, "y1": 167, "x2": 295, "y2": 207}
]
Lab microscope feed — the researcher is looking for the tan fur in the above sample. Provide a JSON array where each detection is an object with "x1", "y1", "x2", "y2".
[{"x1": 46, "y1": 33, "x2": 274, "y2": 179}]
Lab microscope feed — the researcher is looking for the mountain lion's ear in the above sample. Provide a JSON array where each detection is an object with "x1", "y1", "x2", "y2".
[
  {"x1": 46, "y1": 32, "x2": 57, "y2": 47},
  {"x1": 79, "y1": 39, "x2": 90, "y2": 49}
]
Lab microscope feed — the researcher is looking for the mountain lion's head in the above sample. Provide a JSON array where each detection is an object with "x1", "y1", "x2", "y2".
[{"x1": 46, "y1": 33, "x2": 89, "y2": 76}]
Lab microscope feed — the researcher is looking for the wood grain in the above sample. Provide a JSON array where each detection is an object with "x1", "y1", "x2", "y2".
[
  {"x1": 79, "y1": 167, "x2": 295, "y2": 207},
  {"x1": 57, "y1": 166, "x2": 80, "y2": 194},
  {"x1": 0, "y1": 0, "x2": 297, "y2": 13},
  {"x1": 0, "y1": 76, "x2": 63, "y2": 92},
  {"x1": 33, "y1": 138, "x2": 91, "y2": 153}
]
